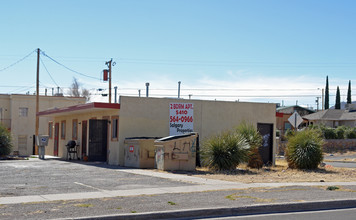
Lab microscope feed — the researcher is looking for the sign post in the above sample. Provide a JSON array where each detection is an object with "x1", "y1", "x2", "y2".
[{"x1": 288, "y1": 111, "x2": 303, "y2": 131}]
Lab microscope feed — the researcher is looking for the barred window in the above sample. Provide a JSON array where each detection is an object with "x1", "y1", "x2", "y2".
[{"x1": 19, "y1": 107, "x2": 28, "y2": 117}]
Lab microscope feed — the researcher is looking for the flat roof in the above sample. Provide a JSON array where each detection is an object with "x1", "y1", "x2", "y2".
[{"x1": 37, "y1": 102, "x2": 120, "y2": 117}]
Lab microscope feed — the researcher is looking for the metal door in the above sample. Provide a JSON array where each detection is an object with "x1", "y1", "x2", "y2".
[
  {"x1": 54, "y1": 123, "x2": 59, "y2": 156},
  {"x1": 81, "y1": 120, "x2": 87, "y2": 157},
  {"x1": 257, "y1": 123, "x2": 273, "y2": 165},
  {"x1": 88, "y1": 119, "x2": 108, "y2": 161}
]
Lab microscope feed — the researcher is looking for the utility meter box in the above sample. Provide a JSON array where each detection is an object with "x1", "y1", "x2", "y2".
[
  {"x1": 154, "y1": 133, "x2": 198, "y2": 171},
  {"x1": 124, "y1": 137, "x2": 161, "y2": 168},
  {"x1": 36, "y1": 135, "x2": 49, "y2": 160},
  {"x1": 36, "y1": 135, "x2": 49, "y2": 147}
]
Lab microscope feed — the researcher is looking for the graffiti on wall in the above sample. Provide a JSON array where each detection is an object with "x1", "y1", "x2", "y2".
[{"x1": 164, "y1": 139, "x2": 196, "y2": 160}]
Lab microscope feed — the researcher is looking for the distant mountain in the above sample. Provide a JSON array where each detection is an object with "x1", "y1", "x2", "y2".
[{"x1": 330, "y1": 101, "x2": 356, "y2": 109}]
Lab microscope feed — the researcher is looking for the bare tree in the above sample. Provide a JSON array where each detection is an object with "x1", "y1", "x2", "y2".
[{"x1": 69, "y1": 77, "x2": 90, "y2": 101}]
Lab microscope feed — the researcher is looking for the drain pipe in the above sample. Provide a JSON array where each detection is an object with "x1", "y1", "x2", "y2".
[
  {"x1": 178, "y1": 81, "x2": 181, "y2": 99},
  {"x1": 114, "y1": 86, "x2": 118, "y2": 103},
  {"x1": 145, "y1": 82, "x2": 150, "y2": 97}
]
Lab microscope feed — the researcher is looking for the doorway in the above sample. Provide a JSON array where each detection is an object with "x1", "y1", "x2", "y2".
[
  {"x1": 257, "y1": 123, "x2": 273, "y2": 165},
  {"x1": 81, "y1": 120, "x2": 87, "y2": 158},
  {"x1": 54, "y1": 123, "x2": 59, "y2": 156},
  {"x1": 88, "y1": 119, "x2": 108, "y2": 161}
]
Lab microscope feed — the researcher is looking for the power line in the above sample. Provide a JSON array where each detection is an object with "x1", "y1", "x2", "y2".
[
  {"x1": 40, "y1": 57, "x2": 60, "y2": 88},
  {"x1": 0, "y1": 50, "x2": 36, "y2": 72},
  {"x1": 117, "y1": 88, "x2": 324, "y2": 91},
  {"x1": 8, "y1": 83, "x2": 36, "y2": 94},
  {"x1": 41, "y1": 51, "x2": 101, "y2": 80}
]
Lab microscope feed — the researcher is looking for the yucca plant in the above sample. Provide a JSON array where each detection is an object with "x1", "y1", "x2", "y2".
[
  {"x1": 236, "y1": 122, "x2": 263, "y2": 169},
  {"x1": 201, "y1": 132, "x2": 249, "y2": 170},
  {"x1": 285, "y1": 129, "x2": 323, "y2": 169}
]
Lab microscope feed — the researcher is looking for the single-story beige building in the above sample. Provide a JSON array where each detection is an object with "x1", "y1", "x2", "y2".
[
  {"x1": 38, "y1": 96, "x2": 276, "y2": 166},
  {"x1": 304, "y1": 108, "x2": 356, "y2": 127},
  {"x1": 0, "y1": 94, "x2": 85, "y2": 156}
]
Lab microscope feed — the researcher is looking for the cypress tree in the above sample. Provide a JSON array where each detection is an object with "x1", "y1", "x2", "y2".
[
  {"x1": 347, "y1": 80, "x2": 352, "y2": 104},
  {"x1": 325, "y1": 76, "x2": 329, "y2": 109},
  {"x1": 335, "y1": 86, "x2": 341, "y2": 109}
]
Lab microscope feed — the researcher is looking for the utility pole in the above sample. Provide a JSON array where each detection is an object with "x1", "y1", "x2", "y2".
[
  {"x1": 35, "y1": 48, "x2": 40, "y2": 155},
  {"x1": 316, "y1": 97, "x2": 320, "y2": 111},
  {"x1": 105, "y1": 59, "x2": 112, "y2": 103},
  {"x1": 322, "y1": 88, "x2": 325, "y2": 110}
]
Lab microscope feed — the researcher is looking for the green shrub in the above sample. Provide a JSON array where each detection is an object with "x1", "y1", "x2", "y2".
[
  {"x1": 345, "y1": 127, "x2": 356, "y2": 139},
  {"x1": 236, "y1": 122, "x2": 263, "y2": 169},
  {"x1": 201, "y1": 132, "x2": 249, "y2": 170},
  {"x1": 335, "y1": 126, "x2": 347, "y2": 139},
  {"x1": 322, "y1": 126, "x2": 337, "y2": 139},
  {"x1": 285, "y1": 129, "x2": 295, "y2": 138},
  {"x1": 0, "y1": 124, "x2": 13, "y2": 156},
  {"x1": 285, "y1": 129, "x2": 323, "y2": 169}
]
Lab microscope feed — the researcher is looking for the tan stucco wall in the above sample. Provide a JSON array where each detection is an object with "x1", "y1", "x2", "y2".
[
  {"x1": 118, "y1": 96, "x2": 276, "y2": 166},
  {"x1": 46, "y1": 109, "x2": 119, "y2": 163},
  {"x1": 0, "y1": 94, "x2": 85, "y2": 156},
  {"x1": 0, "y1": 95, "x2": 11, "y2": 128}
]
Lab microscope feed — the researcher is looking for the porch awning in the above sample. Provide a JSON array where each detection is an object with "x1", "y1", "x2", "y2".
[{"x1": 37, "y1": 102, "x2": 120, "y2": 117}]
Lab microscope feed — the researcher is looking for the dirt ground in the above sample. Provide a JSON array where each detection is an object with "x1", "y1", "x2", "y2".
[{"x1": 165, "y1": 152, "x2": 356, "y2": 183}]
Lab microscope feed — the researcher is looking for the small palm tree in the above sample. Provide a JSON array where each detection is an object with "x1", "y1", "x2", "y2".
[{"x1": 236, "y1": 122, "x2": 263, "y2": 169}]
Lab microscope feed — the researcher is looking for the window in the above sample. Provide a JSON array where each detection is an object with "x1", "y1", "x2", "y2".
[
  {"x1": 72, "y1": 119, "x2": 78, "y2": 140},
  {"x1": 61, "y1": 120, "x2": 66, "y2": 139},
  {"x1": 284, "y1": 122, "x2": 291, "y2": 130},
  {"x1": 48, "y1": 122, "x2": 53, "y2": 139},
  {"x1": 111, "y1": 116, "x2": 119, "y2": 140},
  {"x1": 19, "y1": 107, "x2": 28, "y2": 117}
]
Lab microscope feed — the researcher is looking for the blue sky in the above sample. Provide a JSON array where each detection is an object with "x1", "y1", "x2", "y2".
[{"x1": 1, "y1": 0, "x2": 355, "y2": 108}]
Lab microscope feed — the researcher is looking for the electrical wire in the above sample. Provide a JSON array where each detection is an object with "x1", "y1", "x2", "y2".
[
  {"x1": 8, "y1": 83, "x2": 36, "y2": 94},
  {"x1": 0, "y1": 50, "x2": 36, "y2": 72},
  {"x1": 40, "y1": 57, "x2": 60, "y2": 88},
  {"x1": 41, "y1": 51, "x2": 101, "y2": 80},
  {"x1": 113, "y1": 93, "x2": 342, "y2": 98}
]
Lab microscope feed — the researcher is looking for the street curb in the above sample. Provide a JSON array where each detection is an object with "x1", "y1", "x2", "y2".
[
  {"x1": 325, "y1": 160, "x2": 356, "y2": 164},
  {"x1": 62, "y1": 199, "x2": 356, "y2": 220}
]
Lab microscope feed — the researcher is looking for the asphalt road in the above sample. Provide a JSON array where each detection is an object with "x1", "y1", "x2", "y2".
[
  {"x1": 325, "y1": 161, "x2": 356, "y2": 168},
  {"x1": 2, "y1": 158, "x2": 356, "y2": 219},
  {"x1": 0, "y1": 159, "x2": 195, "y2": 197},
  {"x1": 204, "y1": 208, "x2": 356, "y2": 220}
]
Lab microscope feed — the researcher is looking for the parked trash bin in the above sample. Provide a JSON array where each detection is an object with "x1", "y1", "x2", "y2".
[
  {"x1": 124, "y1": 137, "x2": 161, "y2": 168},
  {"x1": 154, "y1": 133, "x2": 198, "y2": 171}
]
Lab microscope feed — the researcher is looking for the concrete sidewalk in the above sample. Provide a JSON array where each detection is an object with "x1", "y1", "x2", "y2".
[{"x1": 2, "y1": 159, "x2": 356, "y2": 219}]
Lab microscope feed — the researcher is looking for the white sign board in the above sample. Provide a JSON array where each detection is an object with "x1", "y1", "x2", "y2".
[
  {"x1": 288, "y1": 112, "x2": 303, "y2": 128},
  {"x1": 169, "y1": 103, "x2": 194, "y2": 135}
]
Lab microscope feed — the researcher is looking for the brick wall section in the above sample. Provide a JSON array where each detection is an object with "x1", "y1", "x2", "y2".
[{"x1": 277, "y1": 139, "x2": 356, "y2": 155}]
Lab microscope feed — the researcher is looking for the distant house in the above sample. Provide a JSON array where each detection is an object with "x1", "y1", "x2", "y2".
[
  {"x1": 0, "y1": 94, "x2": 86, "y2": 156},
  {"x1": 276, "y1": 105, "x2": 315, "y2": 133},
  {"x1": 303, "y1": 108, "x2": 356, "y2": 128}
]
